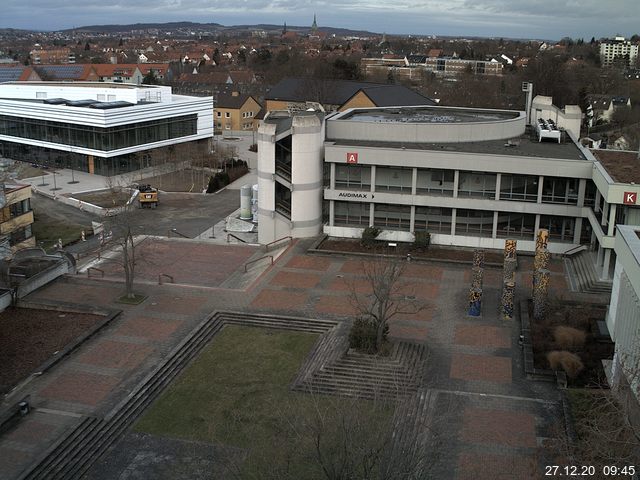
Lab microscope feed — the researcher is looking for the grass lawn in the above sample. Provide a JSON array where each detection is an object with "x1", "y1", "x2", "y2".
[
  {"x1": 32, "y1": 211, "x2": 90, "y2": 251},
  {"x1": 134, "y1": 325, "x2": 392, "y2": 478}
]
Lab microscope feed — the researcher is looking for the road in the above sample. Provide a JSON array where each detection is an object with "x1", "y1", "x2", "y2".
[{"x1": 31, "y1": 189, "x2": 241, "y2": 254}]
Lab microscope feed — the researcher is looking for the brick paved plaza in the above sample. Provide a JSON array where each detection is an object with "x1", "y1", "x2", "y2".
[{"x1": 0, "y1": 237, "x2": 570, "y2": 479}]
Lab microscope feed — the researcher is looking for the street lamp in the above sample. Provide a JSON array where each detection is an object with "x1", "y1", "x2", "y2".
[
  {"x1": 68, "y1": 148, "x2": 79, "y2": 184},
  {"x1": 50, "y1": 169, "x2": 61, "y2": 191}
]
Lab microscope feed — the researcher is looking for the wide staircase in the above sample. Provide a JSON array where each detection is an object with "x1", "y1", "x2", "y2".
[
  {"x1": 564, "y1": 251, "x2": 612, "y2": 294},
  {"x1": 292, "y1": 334, "x2": 428, "y2": 400},
  {"x1": 17, "y1": 312, "x2": 338, "y2": 480}
]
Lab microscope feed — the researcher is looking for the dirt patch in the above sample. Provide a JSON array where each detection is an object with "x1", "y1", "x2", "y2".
[
  {"x1": 0, "y1": 307, "x2": 103, "y2": 393},
  {"x1": 317, "y1": 238, "x2": 504, "y2": 264},
  {"x1": 529, "y1": 301, "x2": 613, "y2": 387},
  {"x1": 73, "y1": 190, "x2": 132, "y2": 208},
  {"x1": 139, "y1": 169, "x2": 214, "y2": 193}
]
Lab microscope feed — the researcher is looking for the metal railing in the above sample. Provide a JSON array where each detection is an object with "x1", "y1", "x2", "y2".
[
  {"x1": 244, "y1": 255, "x2": 273, "y2": 272},
  {"x1": 87, "y1": 267, "x2": 104, "y2": 278},
  {"x1": 227, "y1": 233, "x2": 248, "y2": 244},
  {"x1": 264, "y1": 235, "x2": 292, "y2": 252},
  {"x1": 158, "y1": 273, "x2": 174, "y2": 285},
  {"x1": 562, "y1": 244, "x2": 586, "y2": 258}
]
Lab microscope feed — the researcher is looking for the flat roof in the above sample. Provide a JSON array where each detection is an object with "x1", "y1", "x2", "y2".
[
  {"x1": 341, "y1": 106, "x2": 519, "y2": 124},
  {"x1": 592, "y1": 149, "x2": 640, "y2": 184},
  {"x1": 0, "y1": 81, "x2": 155, "y2": 90},
  {"x1": 330, "y1": 131, "x2": 586, "y2": 161}
]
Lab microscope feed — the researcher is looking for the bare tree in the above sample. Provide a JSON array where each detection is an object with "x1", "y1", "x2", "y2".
[{"x1": 349, "y1": 257, "x2": 423, "y2": 352}]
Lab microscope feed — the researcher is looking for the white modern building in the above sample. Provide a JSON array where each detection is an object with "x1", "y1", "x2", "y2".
[
  {"x1": 0, "y1": 82, "x2": 213, "y2": 176},
  {"x1": 258, "y1": 104, "x2": 640, "y2": 280},
  {"x1": 600, "y1": 36, "x2": 639, "y2": 68}
]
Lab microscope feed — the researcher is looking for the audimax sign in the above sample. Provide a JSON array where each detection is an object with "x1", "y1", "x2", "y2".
[{"x1": 338, "y1": 192, "x2": 370, "y2": 199}]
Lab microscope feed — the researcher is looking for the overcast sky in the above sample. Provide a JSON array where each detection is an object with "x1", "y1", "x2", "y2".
[{"x1": 2, "y1": 0, "x2": 638, "y2": 40}]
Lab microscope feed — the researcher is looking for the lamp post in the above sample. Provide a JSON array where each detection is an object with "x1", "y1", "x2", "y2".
[
  {"x1": 50, "y1": 169, "x2": 60, "y2": 191},
  {"x1": 68, "y1": 148, "x2": 79, "y2": 184}
]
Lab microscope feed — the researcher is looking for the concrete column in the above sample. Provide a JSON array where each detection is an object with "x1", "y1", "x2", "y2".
[
  {"x1": 369, "y1": 202, "x2": 375, "y2": 227},
  {"x1": 329, "y1": 200, "x2": 335, "y2": 226},
  {"x1": 451, "y1": 208, "x2": 457, "y2": 236},
  {"x1": 410, "y1": 205, "x2": 416, "y2": 233},
  {"x1": 495, "y1": 173, "x2": 501, "y2": 201},
  {"x1": 492, "y1": 211, "x2": 498, "y2": 238},
  {"x1": 370, "y1": 165, "x2": 376, "y2": 193},
  {"x1": 608, "y1": 204, "x2": 617, "y2": 236},
  {"x1": 596, "y1": 244, "x2": 604, "y2": 268},
  {"x1": 537, "y1": 175, "x2": 544, "y2": 203},
  {"x1": 602, "y1": 249, "x2": 612, "y2": 280},
  {"x1": 534, "y1": 214, "x2": 541, "y2": 237},
  {"x1": 573, "y1": 217, "x2": 583, "y2": 244},
  {"x1": 330, "y1": 163, "x2": 335, "y2": 190},
  {"x1": 595, "y1": 189, "x2": 601, "y2": 212},
  {"x1": 453, "y1": 170, "x2": 460, "y2": 198},
  {"x1": 577, "y1": 179, "x2": 586, "y2": 207},
  {"x1": 601, "y1": 200, "x2": 608, "y2": 227},
  {"x1": 411, "y1": 167, "x2": 417, "y2": 196}
]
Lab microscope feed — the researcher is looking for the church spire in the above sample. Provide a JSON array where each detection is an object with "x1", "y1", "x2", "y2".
[
  {"x1": 311, "y1": 14, "x2": 318, "y2": 32},
  {"x1": 283, "y1": 21, "x2": 287, "y2": 35}
]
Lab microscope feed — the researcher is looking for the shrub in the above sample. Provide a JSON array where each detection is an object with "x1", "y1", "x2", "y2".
[
  {"x1": 414, "y1": 231, "x2": 431, "y2": 248},
  {"x1": 206, "y1": 171, "x2": 232, "y2": 193},
  {"x1": 348, "y1": 316, "x2": 388, "y2": 354},
  {"x1": 249, "y1": 143, "x2": 258, "y2": 152},
  {"x1": 361, "y1": 226, "x2": 380, "y2": 247},
  {"x1": 553, "y1": 326, "x2": 586, "y2": 350},
  {"x1": 547, "y1": 351, "x2": 584, "y2": 378}
]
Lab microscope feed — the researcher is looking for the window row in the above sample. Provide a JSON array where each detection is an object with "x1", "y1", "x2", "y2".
[
  {"x1": 0, "y1": 115, "x2": 197, "y2": 152},
  {"x1": 333, "y1": 165, "x2": 584, "y2": 205},
  {"x1": 333, "y1": 201, "x2": 577, "y2": 242}
]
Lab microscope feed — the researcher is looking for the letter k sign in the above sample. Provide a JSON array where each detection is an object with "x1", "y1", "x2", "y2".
[{"x1": 623, "y1": 192, "x2": 637, "y2": 205}]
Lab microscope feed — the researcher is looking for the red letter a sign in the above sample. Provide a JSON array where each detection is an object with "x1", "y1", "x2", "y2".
[{"x1": 346, "y1": 152, "x2": 358, "y2": 164}]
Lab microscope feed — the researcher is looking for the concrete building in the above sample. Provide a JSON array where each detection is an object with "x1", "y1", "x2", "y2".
[
  {"x1": 0, "y1": 82, "x2": 213, "y2": 176},
  {"x1": 258, "y1": 104, "x2": 640, "y2": 280},
  {"x1": 531, "y1": 96, "x2": 581, "y2": 138},
  {"x1": 600, "y1": 36, "x2": 639, "y2": 68},
  {"x1": 607, "y1": 224, "x2": 640, "y2": 402},
  {"x1": 0, "y1": 183, "x2": 35, "y2": 253}
]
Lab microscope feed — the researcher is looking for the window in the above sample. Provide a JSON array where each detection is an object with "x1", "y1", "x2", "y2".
[
  {"x1": 216, "y1": 111, "x2": 221, "y2": 117},
  {"x1": 455, "y1": 209, "x2": 494, "y2": 237},
  {"x1": 225, "y1": 125, "x2": 231, "y2": 130},
  {"x1": 373, "y1": 204, "x2": 411, "y2": 230},
  {"x1": 496, "y1": 212, "x2": 535, "y2": 239},
  {"x1": 542, "y1": 177, "x2": 578, "y2": 205},
  {"x1": 540, "y1": 215, "x2": 575, "y2": 242},
  {"x1": 36, "y1": 92, "x2": 47, "y2": 99},
  {"x1": 458, "y1": 171, "x2": 496, "y2": 198},
  {"x1": 334, "y1": 201, "x2": 369, "y2": 226},
  {"x1": 335, "y1": 165, "x2": 371, "y2": 190},
  {"x1": 500, "y1": 174, "x2": 538, "y2": 202},
  {"x1": 416, "y1": 168, "x2": 454, "y2": 196},
  {"x1": 225, "y1": 112, "x2": 230, "y2": 118},
  {"x1": 375, "y1": 167, "x2": 412, "y2": 193},
  {"x1": 414, "y1": 206, "x2": 452, "y2": 233}
]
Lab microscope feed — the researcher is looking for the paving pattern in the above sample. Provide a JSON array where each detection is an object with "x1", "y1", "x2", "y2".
[{"x1": 0, "y1": 240, "x2": 574, "y2": 479}]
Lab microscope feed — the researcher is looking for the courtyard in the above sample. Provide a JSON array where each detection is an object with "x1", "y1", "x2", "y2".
[{"x1": 0, "y1": 237, "x2": 573, "y2": 479}]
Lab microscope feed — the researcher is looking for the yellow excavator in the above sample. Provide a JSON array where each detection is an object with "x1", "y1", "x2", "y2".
[{"x1": 137, "y1": 184, "x2": 158, "y2": 209}]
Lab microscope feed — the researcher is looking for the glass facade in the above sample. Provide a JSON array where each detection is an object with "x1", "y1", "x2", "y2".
[
  {"x1": 334, "y1": 201, "x2": 369, "y2": 226},
  {"x1": 0, "y1": 114, "x2": 197, "y2": 152},
  {"x1": 335, "y1": 165, "x2": 371, "y2": 190},
  {"x1": 540, "y1": 215, "x2": 575, "y2": 242},
  {"x1": 414, "y1": 206, "x2": 452, "y2": 233},
  {"x1": 496, "y1": 212, "x2": 535, "y2": 239},
  {"x1": 542, "y1": 177, "x2": 578, "y2": 205},
  {"x1": 416, "y1": 168, "x2": 454, "y2": 196},
  {"x1": 458, "y1": 171, "x2": 497, "y2": 198},
  {"x1": 455, "y1": 209, "x2": 494, "y2": 237},
  {"x1": 373, "y1": 203, "x2": 411, "y2": 230},
  {"x1": 500, "y1": 174, "x2": 538, "y2": 202},
  {"x1": 375, "y1": 167, "x2": 412, "y2": 193}
]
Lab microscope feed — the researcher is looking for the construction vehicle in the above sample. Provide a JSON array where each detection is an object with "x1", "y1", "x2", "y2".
[{"x1": 136, "y1": 184, "x2": 158, "y2": 209}]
